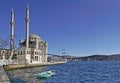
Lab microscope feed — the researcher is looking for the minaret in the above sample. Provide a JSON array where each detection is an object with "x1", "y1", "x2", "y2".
[
  {"x1": 25, "y1": 4, "x2": 30, "y2": 48},
  {"x1": 10, "y1": 8, "x2": 14, "y2": 51}
]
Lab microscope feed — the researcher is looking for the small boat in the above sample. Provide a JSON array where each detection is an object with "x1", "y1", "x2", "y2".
[{"x1": 36, "y1": 70, "x2": 55, "y2": 79}]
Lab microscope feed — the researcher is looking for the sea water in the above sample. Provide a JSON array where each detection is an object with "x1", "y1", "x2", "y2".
[{"x1": 7, "y1": 61, "x2": 120, "y2": 83}]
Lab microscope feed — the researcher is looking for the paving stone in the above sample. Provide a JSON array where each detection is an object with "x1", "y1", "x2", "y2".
[{"x1": 0, "y1": 66, "x2": 10, "y2": 83}]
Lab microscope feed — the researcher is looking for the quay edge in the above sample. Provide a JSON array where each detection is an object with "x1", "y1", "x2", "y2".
[{"x1": 3, "y1": 61, "x2": 67, "y2": 71}]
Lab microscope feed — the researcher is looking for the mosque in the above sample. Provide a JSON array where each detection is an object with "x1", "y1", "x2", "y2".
[{"x1": 0, "y1": 5, "x2": 48, "y2": 64}]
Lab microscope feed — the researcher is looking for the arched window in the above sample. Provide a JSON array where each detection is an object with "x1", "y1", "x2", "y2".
[
  {"x1": 35, "y1": 56, "x2": 38, "y2": 61},
  {"x1": 27, "y1": 51, "x2": 29, "y2": 54}
]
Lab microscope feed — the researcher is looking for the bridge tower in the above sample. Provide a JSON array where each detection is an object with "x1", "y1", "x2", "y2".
[{"x1": 62, "y1": 49, "x2": 66, "y2": 56}]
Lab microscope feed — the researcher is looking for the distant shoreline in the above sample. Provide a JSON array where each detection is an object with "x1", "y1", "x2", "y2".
[{"x1": 48, "y1": 54, "x2": 120, "y2": 62}]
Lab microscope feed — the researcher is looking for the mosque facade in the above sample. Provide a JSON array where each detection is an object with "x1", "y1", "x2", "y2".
[{"x1": 0, "y1": 5, "x2": 48, "y2": 64}]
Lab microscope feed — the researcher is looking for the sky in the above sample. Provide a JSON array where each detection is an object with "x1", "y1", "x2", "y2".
[{"x1": 0, "y1": 0, "x2": 120, "y2": 56}]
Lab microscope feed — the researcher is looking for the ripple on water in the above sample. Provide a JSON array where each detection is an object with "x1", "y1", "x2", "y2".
[{"x1": 7, "y1": 61, "x2": 120, "y2": 83}]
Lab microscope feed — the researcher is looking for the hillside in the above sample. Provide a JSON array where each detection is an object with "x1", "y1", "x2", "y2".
[{"x1": 48, "y1": 54, "x2": 120, "y2": 62}]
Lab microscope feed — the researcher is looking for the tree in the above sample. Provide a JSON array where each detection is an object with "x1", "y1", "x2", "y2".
[{"x1": 0, "y1": 38, "x2": 9, "y2": 49}]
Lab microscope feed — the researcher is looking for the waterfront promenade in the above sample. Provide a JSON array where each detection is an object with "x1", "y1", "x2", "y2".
[
  {"x1": 0, "y1": 66, "x2": 10, "y2": 83},
  {"x1": 0, "y1": 61, "x2": 66, "y2": 83}
]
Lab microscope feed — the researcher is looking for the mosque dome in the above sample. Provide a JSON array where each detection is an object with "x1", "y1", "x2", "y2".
[{"x1": 29, "y1": 33, "x2": 42, "y2": 41}]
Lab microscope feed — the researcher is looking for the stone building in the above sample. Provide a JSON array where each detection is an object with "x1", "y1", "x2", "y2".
[
  {"x1": 15, "y1": 5, "x2": 48, "y2": 64},
  {"x1": 16, "y1": 33, "x2": 48, "y2": 64},
  {"x1": 0, "y1": 49, "x2": 11, "y2": 59},
  {"x1": 0, "y1": 5, "x2": 48, "y2": 64}
]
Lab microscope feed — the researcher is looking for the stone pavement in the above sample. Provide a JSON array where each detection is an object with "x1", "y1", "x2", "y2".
[{"x1": 0, "y1": 66, "x2": 10, "y2": 83}]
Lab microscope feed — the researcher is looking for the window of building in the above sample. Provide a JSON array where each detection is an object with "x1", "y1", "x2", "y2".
[
  {"x1": 29, "y1": 51, "x2": 30, "y2": 54},
  {"x1": 35, "y1": 56, "x2": 38, "y2": 61},
  {"x1": 35, "y1": 52, "x2": 37, "y2": 55},
  {"x1": 13, "y1": 54, "x2": 17, "y2": 59},
  {"x1": 21, "y1": 51, "x2": 22, "y2": 54},
  {"x1": 27, "y1": 51, "x2": 29, "y2": 54},
  {"x1": 32, "y1": 51, "x2": 34, "y2": 54},
  {"x1": 23, "y1": 51, "x2": 25, "y2": 54}
]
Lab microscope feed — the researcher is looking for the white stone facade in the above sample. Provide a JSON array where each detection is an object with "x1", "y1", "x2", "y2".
[
  {"x1": 0, "y1": 5, "x2": 48, "y2": 64},
  {"x1": 16, "y1": 34, "x2": 48, "y2": 64}
]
